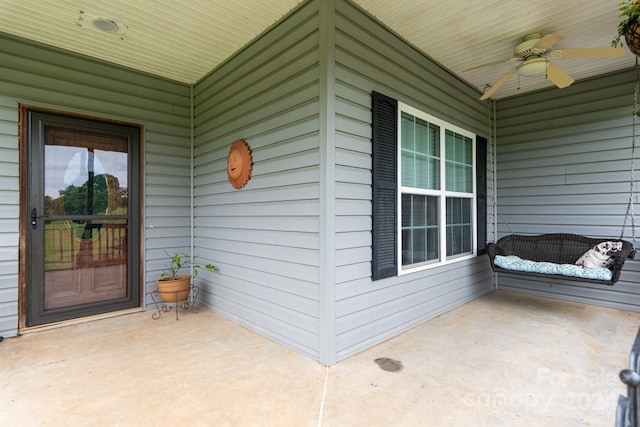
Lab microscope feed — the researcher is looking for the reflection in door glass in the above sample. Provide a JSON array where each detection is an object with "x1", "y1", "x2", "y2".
[
  {"x1": 44, "y1": 145, "x2": 128, "y2": 218},
  {"x1": 44, "y1": 219, "x2": 128, "y2": 310},
  {"x1": 44, "y1": 219, "x2": 128, "y2": 270},
  {"x1": 61, "y1": 150, "x2": 108, "y2": 216}
]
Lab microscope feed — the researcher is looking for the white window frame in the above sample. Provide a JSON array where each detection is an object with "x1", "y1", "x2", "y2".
[{"x1": 397, "y1": 102, "x2": 477, "y2": 275}]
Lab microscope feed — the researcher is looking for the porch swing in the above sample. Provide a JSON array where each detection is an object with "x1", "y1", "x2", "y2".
[{"x1": 486, "y1": 61, "x2": 639, "y2": 286}]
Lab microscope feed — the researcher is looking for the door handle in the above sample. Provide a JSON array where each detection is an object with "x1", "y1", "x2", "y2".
[{"x1": 31, "y1": 207, "x2": 37, "y2": 229}]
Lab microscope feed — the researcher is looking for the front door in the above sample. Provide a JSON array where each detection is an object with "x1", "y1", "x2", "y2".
[{"x1": 26, "y1": 110, "x2": 141, "y2": 326}]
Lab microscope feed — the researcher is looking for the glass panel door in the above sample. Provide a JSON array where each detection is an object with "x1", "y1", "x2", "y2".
[{"x1": 27, "y1": 112, "x2": 140, "y2": 326}]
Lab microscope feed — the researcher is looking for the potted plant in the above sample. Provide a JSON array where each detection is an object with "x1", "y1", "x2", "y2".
[
  {"x1": 157, "y1": 252, "x2": 215, "y2": 303},
  {"x1": 613, "y1": 0, "x2": 640, "y2": 55}
]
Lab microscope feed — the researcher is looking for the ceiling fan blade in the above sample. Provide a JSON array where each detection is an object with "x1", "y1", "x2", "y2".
[
  {"x1": 479, "y1": 66, "x2": 518, "y2": 100},
  {"x1": 546, "y1": 61, "x2": 574, "y2": 88},
  {"x1": 533, "y1": 34, "x2": 564, "y2": 51},
  {"x1": 549, "y1": 47, "x2": 624, "y2": 58},
  {"x1": 463, "y1": 57, "x2": 518, "y2": 73}
]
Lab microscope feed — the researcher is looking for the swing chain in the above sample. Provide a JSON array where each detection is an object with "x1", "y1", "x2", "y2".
[{"x1": 621, "y1": 57, "x2": 638, "y2": 246}]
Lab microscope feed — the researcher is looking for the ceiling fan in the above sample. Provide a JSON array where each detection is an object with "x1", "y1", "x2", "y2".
[{"x1": 465, "y1": 33, "x2": 625, "y2": 100}]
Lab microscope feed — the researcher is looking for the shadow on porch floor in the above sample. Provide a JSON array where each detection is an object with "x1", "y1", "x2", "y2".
[{"x1": 2, "y1": 290, "x2": 639, "y2": 426}]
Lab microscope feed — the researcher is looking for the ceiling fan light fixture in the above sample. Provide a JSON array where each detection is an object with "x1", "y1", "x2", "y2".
[{"x1": 518, "y1": 58, "x2": 548, "y2": 76}]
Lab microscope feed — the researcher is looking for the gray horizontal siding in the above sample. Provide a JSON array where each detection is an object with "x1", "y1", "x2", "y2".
[
  {"x1": 336, "y1": 257, "x2": 494, "y2": 357},
  {"x1": 0, "y1": 33, "x2": 192, "y2": 334},
  {"x1": 332, "y1": 0, "x2": 494, "y2": 361},
  {"x1": 496, "y1": 70, "x2": 637, "y2": 236},
  {"x1": 0, "y1": 95, "x2": 19, "y2": 337},
  {"x1": 192, "y1": 1, "x2": 322, "y2": 361},
  {"x1": 495, "y1": 69, "x2": 640, "y2": 307}
]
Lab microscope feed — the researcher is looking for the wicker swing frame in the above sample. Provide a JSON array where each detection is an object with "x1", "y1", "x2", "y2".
[{"x1": 487, "y1": 234, "x2": 635, "y2": 285}]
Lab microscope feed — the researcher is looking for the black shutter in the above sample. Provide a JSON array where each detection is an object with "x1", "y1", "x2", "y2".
[
  {"x1": 476, "y1": 136, "x2": 488, "y2": 255},
  {"x1": 371, "y1": 92, "x2": 398, "y2": 280}
]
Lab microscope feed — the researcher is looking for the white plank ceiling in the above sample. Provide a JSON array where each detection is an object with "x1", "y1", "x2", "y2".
[{"x1": 0, "y1": 0, "x2": 636, "y2": 99}]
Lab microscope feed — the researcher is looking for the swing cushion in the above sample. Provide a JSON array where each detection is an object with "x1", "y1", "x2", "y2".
[
  {"x1": 494, "y1": 255, "x2": 614, "y2": 281},
  {"x1": 487, "y1": 233, "x2": 636, "y2": 285}
]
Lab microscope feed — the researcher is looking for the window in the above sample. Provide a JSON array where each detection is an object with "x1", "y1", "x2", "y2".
[
  {"x1": 398, "y1": 104, "x2": 476, "y2": 272},
  {"x1": 371, "y1": 92, "x2": 486, "y2": 280}
]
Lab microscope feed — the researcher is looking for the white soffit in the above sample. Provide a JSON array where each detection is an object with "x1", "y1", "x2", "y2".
[
  {"x1": 0, "y1": 0, "x2": 637, "y2": 99},
  {"x1": 0, "y1": 0, "x2": 303, "y2": 84},
  {"x1": 356, "y1": 0, "x2": 636, "y2": 99}
]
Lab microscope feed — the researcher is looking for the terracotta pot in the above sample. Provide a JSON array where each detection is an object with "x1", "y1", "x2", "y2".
[
  {"x1": 625, "y1": 18, "x2": 640, "y2": 57},
  {"x1": 157, "y1": 275, "x2": 191, "y2": 303}
]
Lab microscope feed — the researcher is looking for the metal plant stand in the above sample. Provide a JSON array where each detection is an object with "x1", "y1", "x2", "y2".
[{"x1": 148, "y1": 285, "x2": 200, "y2": 320}]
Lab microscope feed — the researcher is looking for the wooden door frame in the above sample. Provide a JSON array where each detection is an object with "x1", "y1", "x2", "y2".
[{"x1": 18, "y1": 105, "x2": 144, "y2": 330}]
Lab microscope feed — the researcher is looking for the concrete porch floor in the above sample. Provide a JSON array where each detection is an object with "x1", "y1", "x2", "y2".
[{"x1": 2, "y1": 290, "x2": 640, "y2": 427}]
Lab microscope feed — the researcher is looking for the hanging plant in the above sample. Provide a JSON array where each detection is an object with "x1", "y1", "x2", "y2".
[
  {"x1": 613, "y1": 2, "x2": 640, "y2": 117},
  {"x1": 613, "y1": 0, "x2": 640, "y2": 54}
]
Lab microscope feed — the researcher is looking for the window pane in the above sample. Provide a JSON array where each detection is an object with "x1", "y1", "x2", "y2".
[
  {"x1": 412, "y1": 194, "x2": 426, "y2": 226},
  {"x1": 415, "y1": 118, "x2": 430, "y2": 154},
  {"x1": 445, "y1": 130, "x2": 472, "y2": 193},
  {"x1": 412, "y1": 228, "x2": 427, "y2": 263},
  {"x1": 402, "y1": 228, "x2": 411, "y2": 265},
  {"x1": 401, "y1": 113, "x2": 415, "y2": 151},
  {"x1": 446, "y1": 163, "x2": 455, "y2": 194},
  {"x1": 401, "y1": 194, "x2": 411, "y2": 227},
  {"x1": 401, "y1": 151, "x2": 415, "y2": 187},
  {"x1": 401, "y1": 114, "x2": 415, "y2": 187},
  {"x1": 429, "y1": 124, "x2": 440, "y2": 157},
  {"x1": 463, "y1": 225, "x2": 471, "y2": 253},
  {"x1": 429, "y1": 158, "x2": 439, "y2": 189},
  {"x1": 415, "y1": 154, "x2": 430, "y2": 189},
  {"x1": 465, "y1": 165, "x2": 473, "y2": 193},
  {"x1": 401, "y1": 113, "x2": 439, "y2": 190},
  {"x1": 455, "y1": 133, "x2": 466, "y2": 162},
  {"x1": 445, "y1": 131, "x2": 455, "y2": 161},
  {"x1": 401, "y1": 194, "x2": 439, "y2": 266},
  {"x1": 464, "y1": 135, "x2": 472, "y2": 163},
  {"x1": 446, "y1": 197, "x2": 471, "y2": 257}
]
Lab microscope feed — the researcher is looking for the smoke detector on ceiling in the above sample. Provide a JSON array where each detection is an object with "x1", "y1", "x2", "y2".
[{"x1": 78, "y1": 10, "x2": 128, "y2": 38}]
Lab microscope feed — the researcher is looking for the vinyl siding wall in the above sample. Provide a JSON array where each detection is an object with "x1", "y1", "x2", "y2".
[
  {"x1": 0, "y1": 34, "x2": 192, "y2": 337},
  {"x1": 192, "y1": 1, "x2": 323, "y2": 360},
  {"x1": 190, "y1": 0, "x2": 495, "y2": 365},
  {"x1": 332, "y1": 0, "x2": 494, "y2": 361},
  {"x1": 494, "y1": 69, "x2": 640, "y2": 310},
  {"x1": 0, "y1": 95, "x2": 19, "y2": 337}
]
